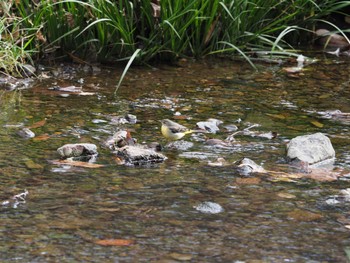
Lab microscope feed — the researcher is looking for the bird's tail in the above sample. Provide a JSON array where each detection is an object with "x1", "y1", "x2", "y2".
[{"x1": 188, "y1": 129, "x2": 208, "y2": 134}]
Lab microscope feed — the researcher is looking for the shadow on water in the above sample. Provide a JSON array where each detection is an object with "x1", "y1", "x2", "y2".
[{"x1": 1, "y1": 56, "x2": 350, "y2": 262}]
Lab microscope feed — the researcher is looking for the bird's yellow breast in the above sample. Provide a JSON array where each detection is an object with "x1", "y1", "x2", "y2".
[{"x1": 161, "y1": 124, "x2": 188, "y2": 140}]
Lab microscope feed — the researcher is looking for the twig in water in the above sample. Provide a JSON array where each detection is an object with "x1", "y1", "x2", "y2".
[
  {"x1": 13, "y1": 189, "x2": 29, "y2": 201},
  {"x1": 2, "y1": 189, "x2": 29, "y2": 208},
  {"x1": 225, "y1": 124, "x2": 260, "y2": 142}
]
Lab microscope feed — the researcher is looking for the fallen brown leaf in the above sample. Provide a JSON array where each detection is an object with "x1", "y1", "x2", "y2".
[
  {"x1": 268, "y1": 168, "x2": 342, "y2": 182},
  {"x1": 267, "y1": 171, "x2": 303, "y2": 182},
  {"x1": 50, "y1": 159, "x2": 104, "y2": 168},
  {"x1": 28, "y1": 119, "x2": 46, "y2": 129},
  {"x1": 95, "y1": 239, "x2": 134, "y2": 246},
  {"x1": 169, "y1": 252, "x2": 193, "y2": 261},
  {"x1": 282, "y1": 66, "x2": 303, "y2": 74},
  {"x1": 173, "y1": 115, "x2": 190, "y2": 120},
  {"x1": 113, "y1": 156, "x2": 125, "y2": 165},
  {"x1": 277, "y1": 192, "x2": 296, "y2": 199},
  {"x1": 287, "y1": 209, "x2": 323, "y2": 222},
  {"x1": 306, "y1": 169, "x2": 339, "y2": 182},
  {"x1": 235, "y1": 177, "x2": 261, "y2": 185},
  {"x1": 266, "y1": 113, "x2": 287, "y2": 120},
  {"x1": 33, "y1": 134, "x2": 51, "y2": 141}
]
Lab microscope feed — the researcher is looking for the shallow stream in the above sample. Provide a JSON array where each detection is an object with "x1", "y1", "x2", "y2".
[{"x1": 1, "y1": 55, "x2": 350, "y2": 262}]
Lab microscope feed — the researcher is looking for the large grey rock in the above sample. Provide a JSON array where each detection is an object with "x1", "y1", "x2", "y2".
[
  {"x1": 57, "y1": 143, "x2": 98, "y2": 159},
  {"x1": 315, "y1": 29, "x2": 350, "y2": 49},
  {"x1": 286, "y1": 133, "x2": 335, "y2": 164},
  {"x1": 115, "y1": 145, "x2": 167, "y2": 165}
]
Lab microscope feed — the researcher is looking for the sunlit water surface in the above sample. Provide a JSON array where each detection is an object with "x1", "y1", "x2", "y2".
[{"x1": 1, "y1": 56, "x2": 350, "y2": 262}]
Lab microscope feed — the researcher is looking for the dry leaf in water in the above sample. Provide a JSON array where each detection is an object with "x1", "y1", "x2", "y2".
[
  {"x1": 95, "y1": 239, "x2": 134, "y2": 246},
  {"x1": 282, "y1": 67, "x2": 303, "y2": 74},
  {"x1": 113, "y1": 156, "x2": 125, "y2": 165},
  {"x1": 51, "y1": 159, "x2": 104, "y2": 168},
  {"x1": 28, "y1": 119, "x2": 47, "y2": 129},
  {"x1": 287, "y1": 209, "x2": 323, "y2": 222},
  {"x1": 266, "y1": 113, "x2": 286, "y2": 120},
  {"x1": 310, "y1": 120, "x2": 324, "y2": 128},
  {"x1": 306, "y1": 169, "x2": 339, "y2": 182},
  {"x1": 277, "y1": 192, "x2": 296, "y2": 199},
  {"x1": 235, "y1": 177, "x2": 261, "y2": 185},
  {"x1": 25, "y1": 159, "x2": 43, "y2": 169},
  {"x1": 169, "y1": 252, "x2": 193, "y2": 261},
  {"x1": 33, "y1": 134, "x2": 51, "y2": 141}
]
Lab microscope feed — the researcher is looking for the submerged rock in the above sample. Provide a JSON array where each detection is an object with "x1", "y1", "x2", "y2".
[
  {"x1": 0, "y1": 77, "x2": 33, "y2": 90},
  {"x1": 288, "y1": 158, "x2": 311, "y2": 174},
  {"x1": 165, "y1": 140, "x2": 194, "y2": 151},
  {"x1": 208, "y1": 157, "x2": 228, "y2": 167},
  {"x1": 205, "y1": 138, "x2": 232, "y2": 147},
  {"x1": 196, "y1": 118, "x2": 223, "y2": 134},
  {"x1": 17, "y1": 128, "x2": 35, "y2": 138},
  {"x1": 194, "y1": 201, "x2": 224, "y2": 214},
  {"x1": 57, "y1": 143, "x2": 98, "y2": 159},
  {"x1": 286, "y1": 133, "x2": 335, "y2": 164},
  {"x1": 147, "y1": 142, "x2": 163, "y2": 152},
  {"x1": 325, "y1": 188, "x2": 350, "y2": 206},
  {"x1": 317, "y1": 109, "x2": 344, "y2": 119},
  {"x1": 224, "y1": 124, "x2": 239, "y2": 132},
  {"x1": 21, "y1": 64, "x2": 36, "y2": 77},
  {"x1": 236, "y1": 158, "x2": 266, "y2": 176},
  {"x1": 179, "y1": 151, "x2": 218, "y2": 160},
  {"x1": 316, "y1": 110, "x2": 350, "y2": 125},
  {"x1": 107, "y1": 114, "x2": 137, "y2": 125},
  {"x1": 50, "y1": 85, "x2": 82, "y2": 93},
  {"x1": 115, "y1": 145, "x2": 167, "y2": 166},
  {"x1": 103, "y1": 130, "x2": 136, "y2": 150}
]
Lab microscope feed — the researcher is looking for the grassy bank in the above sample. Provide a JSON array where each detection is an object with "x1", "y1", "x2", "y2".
[{"x1": 1, "y1": 0, "x2": 350, "y2": 76}]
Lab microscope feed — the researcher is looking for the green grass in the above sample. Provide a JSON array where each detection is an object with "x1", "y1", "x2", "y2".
[
  {"x1": 1, "y1": 0, "x2": 349, "y2": 77},
  {"x1": 0, "y1": 2, "x2": 36, "y2": 77}
]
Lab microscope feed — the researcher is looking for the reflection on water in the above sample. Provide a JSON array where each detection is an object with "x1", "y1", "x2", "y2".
[{"x1": 1, "y1": 57, "x2": 350, "y2": 262}]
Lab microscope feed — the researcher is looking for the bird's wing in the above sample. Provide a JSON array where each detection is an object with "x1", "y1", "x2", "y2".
[{"x1": 169, "y1": 126, "x2": 188, "y2": 133}]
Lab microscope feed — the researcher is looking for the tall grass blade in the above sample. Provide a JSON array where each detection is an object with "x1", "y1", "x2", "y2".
[
  {"x1": 114, "y1": 48, "x2": 141, "y2": 94},
  {"x1": 315, "y1": 19, "x2": 350, "y2": 44},
  {"x1": 212, "y1": 41, "x2": 257, "y2": 70},
  {"x1": 75, "y1": 18, "x2": 111, "y2": 39},
  {"x1": 271, "y1": 26, "x2": 299, "y2": 52},
  {"x1": 163, "y1": 20, "x2": 181, "y2": 39}
]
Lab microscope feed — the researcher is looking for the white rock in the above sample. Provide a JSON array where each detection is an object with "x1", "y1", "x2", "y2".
[{"x1": 287, "y1": 133, "x2": 335, "y2": 164}]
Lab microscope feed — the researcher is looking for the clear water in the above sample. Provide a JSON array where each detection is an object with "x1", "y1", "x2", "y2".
[{"x1": 1, "y1": 56, "x2": 350, "y2": 262}]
